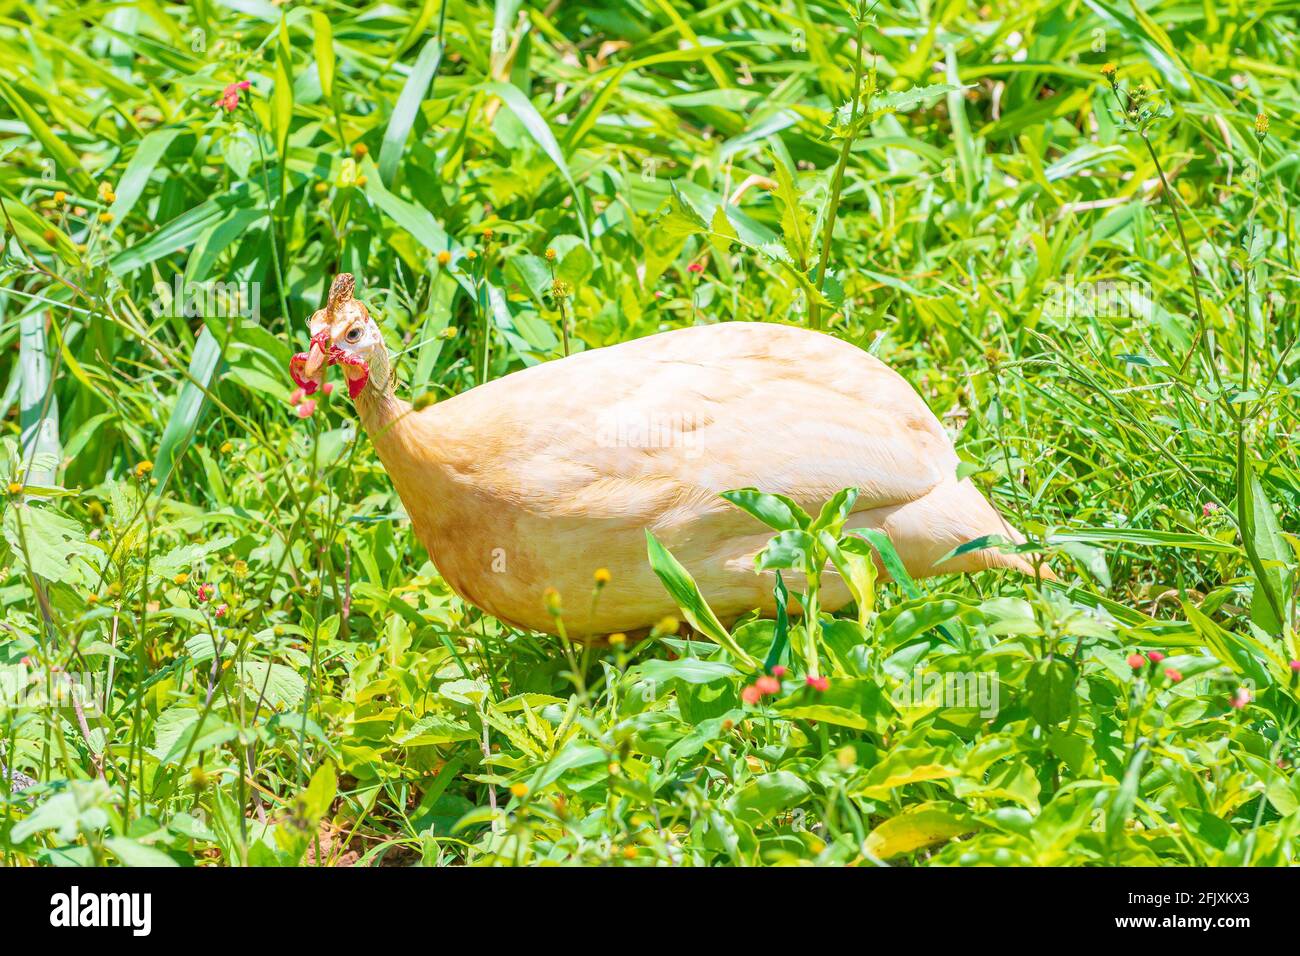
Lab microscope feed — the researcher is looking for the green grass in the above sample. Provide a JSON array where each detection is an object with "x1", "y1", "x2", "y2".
[{"x1": 0, "y1": 0, "x2": 1297, "y2": 866}]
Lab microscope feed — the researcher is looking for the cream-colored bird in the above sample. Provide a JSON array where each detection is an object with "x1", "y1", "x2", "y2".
[{"x1": 291, "y1": 274, "x2": 1045, "y2": 639}]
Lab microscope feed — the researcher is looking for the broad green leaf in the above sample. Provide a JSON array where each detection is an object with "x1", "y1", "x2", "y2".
[
  {"x1": 721, "y1": 488, "x2": 810, "y2": 531},
  {"x1": 378, "y1": 37, "x2": 444, "y2": 185},
  {"x1": 645, "y1": 530, "x2": 757, "y2": 668}
]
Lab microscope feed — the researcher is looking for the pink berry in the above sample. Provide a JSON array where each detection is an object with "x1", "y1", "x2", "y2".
[
  {"x1": 805, "y1": 675, "x2": 830, "y2": 692},
  {"x1": 1126, "y1": 653, "x2": 1146, "y2": 670},
  {"x1": 1147, "y1": 651, "x2": 1166, "y2": 664}
]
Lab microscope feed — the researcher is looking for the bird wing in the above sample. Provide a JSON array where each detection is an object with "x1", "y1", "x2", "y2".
[{"x1": 431, "y1": 322, "x2": 959, "y2": 526}]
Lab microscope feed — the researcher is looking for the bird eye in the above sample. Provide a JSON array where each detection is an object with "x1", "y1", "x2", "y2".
[{"x1": 345, "y1": 327, "x2": 362, "y2": 343}]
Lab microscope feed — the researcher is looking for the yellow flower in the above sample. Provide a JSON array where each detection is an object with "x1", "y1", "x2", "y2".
[
  {"x1": 134, "y1": 460, "x2": 153, "y2": 478},
  {"x1": 607, "y1": 761, "x2": 621, "y2": 776},
  {"x1": 353, "y1": 143, "x2": 368, "y2": 158},
  {"x1": 97, "y1": 181, "x2": 116, "y2": 203},
  {"x1": 482, "y1": 228, "x2": 494, "y2": 241},
  {"x1": 87, "y1": 593, "x2": 99, "y2": 605},
  {"x1": 653, "y1": 615, "x2": 679, "y2": 636},
  {"x1": 551, "y1": 278, "x2": 570, "y2": 299},
  {"x1": 52, "y1": 191, "x2": 66, "y2": 205},
  {"x1": 314, "y1": 182, "x2": 329, "y2": 194},
  {"x1": 437, "y1": 325, "x2": 458, "y2": 339},
  {"x1": 1255, "y1": 112, "x2": 1269, "y2": 139},
  {"x1": 98, "y1": 212, "x2": 113, "y2": 224},
  {"x1": 545, "y1": 247, "x2": 556, "y2": 261},
  {"x1": 621, "y1": 845, "x2": 638, "y2": 860},
  {"x1": 219, "y1": 440, "x2": 234, "y2": 455},
  {"x1": 173, "y1": 573, "x2": 189, "y2": 585},
  {"x1": 509, "y1": 782, "x2": 528, "y2": 799},
  {"x1": 608, "y1": 632, "x2": 627, "y2": 647},
  {"x1": 1100, "y1": 62, "x2": 1117, "y2": 78},
  {"x1": 436, "y1": 250, "x2": 452, "y2": 266},
  {"x1": 232, "y1": 559, "x2": 249, "y2": 578},
  {"x1": 356, "y1": 174, "x2": 367, "y2": 187},
  {"x1": 6, "y1": 482, "x2": 21, "y2": 495},
  {"x1": 465, "y1": 249, "x2": 477, "y2": 261},
  {"x1": 593, "y1": 567, "x2": 611, "y2": 587},
  {"x1": 543, "y1": 587, "x2": 562, "y2": 616}
]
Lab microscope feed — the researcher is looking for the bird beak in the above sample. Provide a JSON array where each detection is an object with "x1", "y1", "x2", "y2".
[
  {"x1": 290, "y1": 327, "x2": 333, "y2": 395},
  {"x1": 303, "y1": 341, "x2": 329, "y2": 379}
]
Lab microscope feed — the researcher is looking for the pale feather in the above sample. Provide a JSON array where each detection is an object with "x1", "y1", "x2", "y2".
[{"x1": 353, "y1": 321, "x2": 1045, "y2": 637}]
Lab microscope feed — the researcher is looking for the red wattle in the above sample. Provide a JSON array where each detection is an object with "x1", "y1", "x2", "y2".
[{"x1": 289, "y1": 352, "x2": 320, "y2": 394}]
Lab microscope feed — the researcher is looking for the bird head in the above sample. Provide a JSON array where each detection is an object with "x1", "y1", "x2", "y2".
[{"x1": 289, "y1": 273, "x2": 382, "y2": 399}]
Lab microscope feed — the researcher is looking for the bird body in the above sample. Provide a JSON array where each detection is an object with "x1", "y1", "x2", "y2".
[{"x1": 293, "y1": 278, "x2": 1041, "y2": 638}]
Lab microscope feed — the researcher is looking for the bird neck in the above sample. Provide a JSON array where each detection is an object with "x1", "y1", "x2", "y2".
[{"x1": 353, "y1": 345, "x2": 410, "y2": 440}]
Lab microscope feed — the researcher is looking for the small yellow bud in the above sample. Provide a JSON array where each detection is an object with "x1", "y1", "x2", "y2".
[
  {"x1": 653, "y1": 616, "x2": 679, "y2": 636},
  {"x1": 52, "y1": 191, "x2": 66, "y2": 205},
  {"x1": 413, "y1": 391, "x2": 437, "y2": 411},
  {"x1": 1255, "y1": 112, "x2": 1269, "y2": 139},
  {"x1": 6, "y1": 482, "x2": 21, "y2": 495},
  {"x1": 543, "y1": 587, "x2": 562, "y2": 616},
  {"x1": 87, "y1": 593, "x2": 99, "y2": 605},
  {"x1": 436, "y1": 250, "x2": 451, "y2": 266},
  {"x1": 622, "y1": 845, "x2": 638, "y2": 860},
  {"x1": 607, "y1": 761, "x2": 621, "y2": 776},
  {"x1": 509, "y1": 782, "x2": 528, "y2": 799},
  {"x1": 134, "y1": 461, "x2": 153, "y2": 478},
  {"x1": 356, "y1": 174, "x2": 367, "y2": 187},
  {"x1": 1100, "y1": 62, "x2": 1117, "y2": 78},
  {"x1": 353, "y1": 143, "x2": 368, "y2": 157},
  {"x1": 219, "y1": 441, "x2": 234, "y2": 455},
  {"x1": 593, "y1": 567, "x2": 611, "y2": 586},
  {"x1": 545, "y1": 247, "x2": 556, "y2": 261},
  {"x1": 314, "y1": 182, "x2": 329, "y2": 194},
  {"x1": 98, "y1": 212, "x2": 113, "y2": 224},
  {"x1": 173, "y1": 573, "x2": 189, "y2": 585},
  {"x1": 608, "y1": 632, "x2": 627, "y2": 647}
]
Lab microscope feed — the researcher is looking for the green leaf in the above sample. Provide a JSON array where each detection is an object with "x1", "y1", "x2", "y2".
[
  {"x1": 1025, "y1": 659, "x2": 1076, "y2": 728},
  {"x1": 152, "y1": 328, "x2": 222, "y2": 489},
  {"x1": 645, "y1": 530, "x2": 757, "y2": 668},
  {"x1": 850, "y1": 528, "x2": 920, "y2": 600},
  {"x1": 729, "y1": 771, "x2": 810, "y2": 822},
  {"x1": 721, "y1": 488, "x2": 810, "y2": 531},
  {"x1": 108, "y1": 127, "x2": 182, "y2": 224},
  {"x1": 19, "y1": 308, "x2": 60, "y2": 489},
  {"x1": 754, "y1": 529, "x2": 813, "y2": 571},
  {"x1": 301, "y1": 759, "x2": 337, "y2": 821},
  {"x1": 105, "y1": 837, "x2": 178, "y2": 867},
  {"x1": 271, "y1": 18, "x2": 294, "y2": 161},
  {"x1": 2, "y1": 503, "x2": 98, "y2": 586},
  {"x1": 237, "y1": 661, "x2": 306, "y2": 710},
  {"x1": 0, "y1": 79, "x2": 94, "y2": 194},
  {"x1": 483, "y1": 81, "x2": 588, "y2": 241},
  {"x1": 769, "y1": 149, "x2": 812, "y2": 267},
  {"x1": 311, "y1": 12, "x2": 335, "y2": 103},
  {"x1": 378, "y1": 37, "x2": 444, "y2": 185}
]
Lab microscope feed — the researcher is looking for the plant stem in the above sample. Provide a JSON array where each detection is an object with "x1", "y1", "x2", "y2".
[{"x1": 809, "y1": 10, "x2": 868, "y2": 330}]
